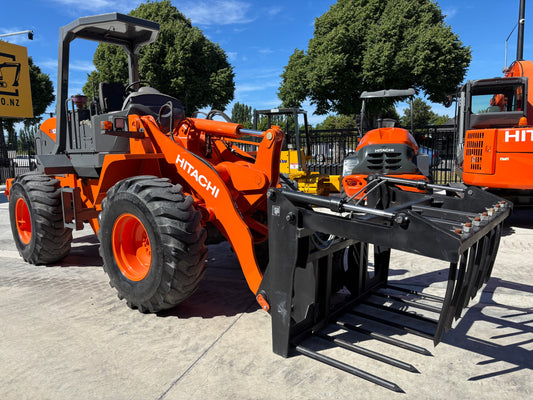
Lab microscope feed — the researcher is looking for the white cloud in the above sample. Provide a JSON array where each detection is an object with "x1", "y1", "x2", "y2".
[
  {"x1": 50, "y1": 0, "x2": 257, "y2": 26},
  {"x1": 180, "y1": 1, "x2": 255, "y2": 26},
  {"x1": 239, "y1": 66, "x2": 281, "y2": 80},
  {"x1": 38, "y1": 59, "x2": 59, "y2": 72},
  {"x1": 38, "y1": 58, "x2": 94, "y2": 73},
  {"x1": 266, "y1": 6, "x2": 283, "y2": 17},
  {"x1": 442, "y1": 7, "x2": 457, "y2": 21},
  {"x1": 226, "y1": 51, "x2": 238, "y2": 62},
  {"x1": 236, "y1": 83, "x2": 272, "y2": 93},
  {"x1": 70, "y1": 60, "x2": 95, "y2": 72}
]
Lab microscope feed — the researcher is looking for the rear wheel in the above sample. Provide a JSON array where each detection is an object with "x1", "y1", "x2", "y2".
[
  {"x1": 8, "y1": 173, "x2": 73, "y2": 264},
  {"x1": 98, "y1": 176, "x2": 207, "y2": 313}
]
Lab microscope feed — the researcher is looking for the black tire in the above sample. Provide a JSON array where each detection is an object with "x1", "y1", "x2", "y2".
[
  {"x1": 98, "y1": 176, "x2": 207, "y2": 313},
  {"x1": 9, "y1": 173, "x2": 73, "y2": 264}
]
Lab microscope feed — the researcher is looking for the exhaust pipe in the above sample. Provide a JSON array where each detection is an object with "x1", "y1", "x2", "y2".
[{"x1": 517, "y1": 0, "x2": 526, "y2": 61}]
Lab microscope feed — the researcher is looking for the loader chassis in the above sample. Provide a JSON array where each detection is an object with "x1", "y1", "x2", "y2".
[{"x1": 6, "y1": 12, "x2": 512, "y2": 391}]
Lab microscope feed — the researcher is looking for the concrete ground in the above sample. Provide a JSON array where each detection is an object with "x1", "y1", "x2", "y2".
[{"x1": 0, "y1": 189, "x2": 532, "y2": 400}]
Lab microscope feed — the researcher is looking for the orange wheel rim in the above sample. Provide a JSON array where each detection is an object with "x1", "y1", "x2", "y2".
[
  {"x1": 15, "y1": 197, "x2": 32, "y2": 245},
  {"x1": 112, "y1": 213, "x2": 151, "y2": 281}
]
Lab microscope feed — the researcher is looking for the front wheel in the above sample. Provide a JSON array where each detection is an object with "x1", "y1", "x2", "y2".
[{"x1": 98, "y1": 176, "x2": 207, "y2": 313}]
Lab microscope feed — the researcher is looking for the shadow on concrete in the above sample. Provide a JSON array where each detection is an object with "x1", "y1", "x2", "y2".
[
  {"x1": 47, "y1": 233, "x2": 103, "y2": 268},
  {"x1": 290, "y1": 273, "x2": 532, "y2": 390},
  {"x1": 160, "y1": 242, "x2": 260, "y2": 319},
  {"x1": 502, "y1": 207, "x2": 533, "y2": 236},
  {"x1": 443, "y1": 277, "x2": 533, "y2": 381}
]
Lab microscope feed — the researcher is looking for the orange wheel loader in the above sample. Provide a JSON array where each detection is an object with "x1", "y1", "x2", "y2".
[{"x1": 6, "y1": 13, "x2": 512, "y2": 391}]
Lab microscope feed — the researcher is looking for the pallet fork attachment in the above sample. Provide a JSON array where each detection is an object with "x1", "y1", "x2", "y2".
[{"x1": 257, "y1": 177, "x2": 511, "y2": 391}]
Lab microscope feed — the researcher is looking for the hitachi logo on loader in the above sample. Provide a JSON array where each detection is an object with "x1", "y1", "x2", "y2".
[
  {"x1": 504, "y1": 129, "x2": 533, "y2": 142},
  {"x1": 176, "y1": 154, "x2": 220, "y2": 198}
]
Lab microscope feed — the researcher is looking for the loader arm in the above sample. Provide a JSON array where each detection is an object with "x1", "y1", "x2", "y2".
[{"x1": 136, "y1": 114, "x2": 284, "y2": 294}]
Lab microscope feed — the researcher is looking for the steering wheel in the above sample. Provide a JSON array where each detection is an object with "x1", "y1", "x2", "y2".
[{"x1": 124, "y1": 80, "x2": 152, "y2": 94}]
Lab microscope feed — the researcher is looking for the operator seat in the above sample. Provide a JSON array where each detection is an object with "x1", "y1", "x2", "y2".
[
  {"x1": 99, "y1": 82, "x2": 125, "y2": 113},
  {"x1": 123, "y1": 86, "x2": 185, "y2": 120}
]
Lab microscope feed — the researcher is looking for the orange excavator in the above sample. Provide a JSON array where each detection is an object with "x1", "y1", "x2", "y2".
[
  {"x1": 341, "y1": 89, "x2": 431, "y2": 201},
  {"x1": 455, "y1": 0, "x2": 533, "y2": 204},
  {"x1": 5, "y1": 13, "x2": 511, "y2": 391}
]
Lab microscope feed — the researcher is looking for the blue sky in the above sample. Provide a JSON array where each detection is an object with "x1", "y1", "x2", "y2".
[{"x1": 1, "y1": 0, "x2": 531, "y2": 125}]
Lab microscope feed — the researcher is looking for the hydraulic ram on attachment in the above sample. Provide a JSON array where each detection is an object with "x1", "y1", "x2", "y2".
[{"x1": 257, "y1": 177, "x2": 511, "y2": 390}]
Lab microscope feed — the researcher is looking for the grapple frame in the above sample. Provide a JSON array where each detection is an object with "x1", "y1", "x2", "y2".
[{"x1": 258, "y1": 176, "x2": 511, "y2": 390}]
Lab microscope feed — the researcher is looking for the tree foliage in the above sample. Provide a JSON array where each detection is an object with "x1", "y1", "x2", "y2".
[
  {"x1": 315, "y1": 114, "x2": 357, "y2": 130},
  {"x1": 27, "y1": 57, "x2": 55, "y2": 126},
  {"x1": 82, "y1": 0, "x2": 235, "y2": 114},
  {"x1": 231, "y1": 102, "x2": 253, "y2": 128},
  {"x1": 400, "y1": 97, "x2": 450, "y2": 127},
  {"x1": 254, "y1": 114, "x2": 286, "y2": 132},
  {"x1": 18, "y1": 125, "x2": 38, "y2": 152},
  {"x1": 278, "y1": 0, "x2": 471, "y2": 116}
]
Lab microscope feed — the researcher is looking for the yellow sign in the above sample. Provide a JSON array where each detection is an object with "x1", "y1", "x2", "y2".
[{"x1": 0, "y1": 40, "x2": 33, "y2": 118}]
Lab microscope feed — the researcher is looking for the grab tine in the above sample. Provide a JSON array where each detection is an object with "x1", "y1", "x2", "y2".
[
  {"x1": 295, "y1": 345, "x2": 404, "y2": 393},
  {"x1": 433, "y1": 263, "x2": 454, "y2": 344},
  {"x1": 314, "y1": 332, "x2": 419, "y2": 373},
  {"x1": 336, "y1": 321, "x2": 432, "y2": 355}
]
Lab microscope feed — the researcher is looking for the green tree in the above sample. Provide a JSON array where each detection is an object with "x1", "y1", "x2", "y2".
[
  {"x1": 18, "y1": 125, "x2": 38, "y2": 152},
  {"x1": 26, "y1": 57, "x2": 55, "y2": 127},
  {"x1": 253, "y1": 113, "x2": 286, "y2": 132},
  {"x1": 231, "y1": 102, "x2": 253, "y2": 128},
  {"x1": 278, "y1": 0, "x2": 471, "y2": 117},
  {"x1": 83, "y1": 0, "x2": 235, "y2": 115},
  {"x1": 315, "y1": 114, "x2": 357, "y2": 130},
  {"x1": 400, "y1": 97, "x2": 450, "y2": 127}
]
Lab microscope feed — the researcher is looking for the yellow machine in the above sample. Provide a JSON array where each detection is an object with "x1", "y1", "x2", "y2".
[
  {"x1": 254, "y1": 108, "x2": 340, "y2": 196},
  {"x1": 278, "y1": 148, "x2": 331, "y2": 195}
]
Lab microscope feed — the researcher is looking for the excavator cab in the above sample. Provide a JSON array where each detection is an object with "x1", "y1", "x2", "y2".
[
  {"x1": 456, "y1": 77, "x2": 528, "y2": 177},
  {"x1": 454, "y1": 0, "x2": 533, "y2": 204},
  {"x1": 455, "y1": 62, "x2": 533, "y2": 204}
]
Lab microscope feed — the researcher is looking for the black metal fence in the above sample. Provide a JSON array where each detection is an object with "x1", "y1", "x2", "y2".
[
  {"x1": 301, "y1": 129, "x2": 359, "y2": 176},
  {"x1": 412, "y1": 125, "x2": 460, "y2": 185},
  {"x1": 0, "y1": 125, "x2": 459, "y2": 186},
  {"x1": 285, "y1": 125, "x2": 459, "y2": 185},
  {"x1": 0, "y1": 141, "x2": 37, "y2": 185}
]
